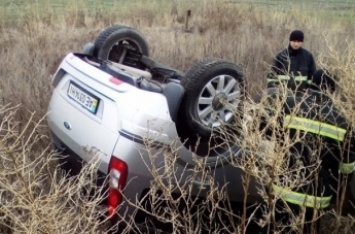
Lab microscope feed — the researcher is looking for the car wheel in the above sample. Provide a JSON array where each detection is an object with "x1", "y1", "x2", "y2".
[
  {"x1": 177, "y1": 58, "x2": 245, "y2": 157},
  {"x1": 93, "y1": 25, "x2": 149, "y2": 63}
]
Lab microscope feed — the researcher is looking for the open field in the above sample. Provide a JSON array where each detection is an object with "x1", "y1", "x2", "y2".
[
  {"x1": 1, "y1": 0, "x2": 354, "y2": 123},
  {"x1": 0, "y1": 0, "x2": 355, "y2": 233},
  {"x1": 1, "y1": 0, "x2": 355, "y2": 25}
]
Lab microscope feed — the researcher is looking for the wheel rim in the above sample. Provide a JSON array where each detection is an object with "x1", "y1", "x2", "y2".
[
  {"x1": 197, "y1": 74, "x2": 241, "y2": 128},
  {"x1": 107, "y1": 38, "x2": 142, "y2": 63}
]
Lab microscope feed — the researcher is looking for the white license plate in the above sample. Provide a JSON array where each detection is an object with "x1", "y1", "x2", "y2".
[{"x1": 67, "y1": 82, "x2": 99, "y2": 114}]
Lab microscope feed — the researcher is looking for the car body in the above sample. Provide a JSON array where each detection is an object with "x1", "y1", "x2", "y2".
[{"x1": 47, "y1": 49, "x2": 261, "y2": 220}]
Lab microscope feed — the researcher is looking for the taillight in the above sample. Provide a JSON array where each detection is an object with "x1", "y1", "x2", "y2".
[{"x1": 108, "y1": 157, "x2": 128, "y2": 220}]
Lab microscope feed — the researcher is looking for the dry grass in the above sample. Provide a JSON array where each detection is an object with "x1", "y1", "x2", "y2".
[
  {"x1": 0, "y1": 0, "x2": 355, "y2": 233},
  {"x1": 0, "y1": 104, "x2": 118, "y2": 233}
]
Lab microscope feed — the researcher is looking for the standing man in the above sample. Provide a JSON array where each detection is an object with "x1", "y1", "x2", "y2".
[{"x1": 267, "y1": 30, "x2": 317, "y2": 92}]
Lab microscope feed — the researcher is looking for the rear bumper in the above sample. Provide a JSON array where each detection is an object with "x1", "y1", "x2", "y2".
[{"x1": 50, "y1": 130, "x2": 107, "y2": 187}]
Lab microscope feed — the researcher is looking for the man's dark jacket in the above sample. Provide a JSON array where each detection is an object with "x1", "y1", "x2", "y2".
[{"x1": 270, "y1": 46, "x2": 317, "y2": 91}]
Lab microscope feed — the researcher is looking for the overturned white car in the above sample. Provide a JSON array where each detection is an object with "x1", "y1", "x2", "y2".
[{"x1": 46, "y1": 25, "x2": 355, "y2": 231}]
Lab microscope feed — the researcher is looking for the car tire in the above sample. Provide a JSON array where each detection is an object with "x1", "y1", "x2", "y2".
[
  {"x1": 177, "y1": 58, "x2": 245, "y2": 157},
  {"x1": 93, "y1": 25, "x2": 149, "y2": 63}
]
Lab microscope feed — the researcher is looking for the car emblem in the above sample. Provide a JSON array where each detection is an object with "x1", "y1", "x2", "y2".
[{"x1": 64, "y1": 121, "x2": 72, "y2": 130}]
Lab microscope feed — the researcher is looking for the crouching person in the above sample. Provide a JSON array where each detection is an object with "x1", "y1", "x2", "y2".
[{"x1": 259, "y1": 70, "x2": 355, "y2": 233}]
